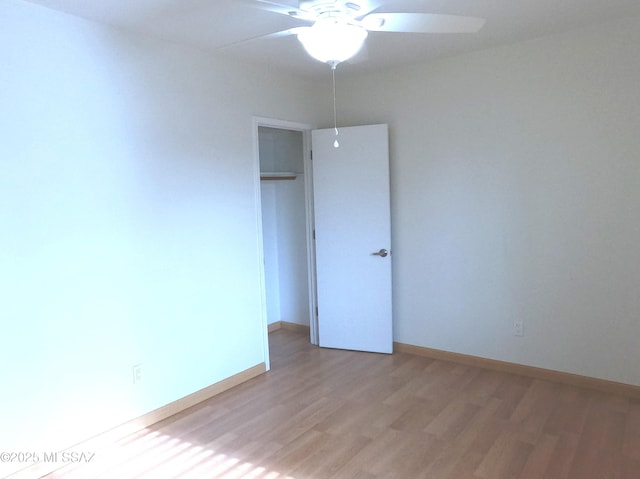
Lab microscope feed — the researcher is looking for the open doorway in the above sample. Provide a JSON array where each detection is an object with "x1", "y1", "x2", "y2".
[{"x1": 254, "y1": 117, "x2": 317, "y2": 367}]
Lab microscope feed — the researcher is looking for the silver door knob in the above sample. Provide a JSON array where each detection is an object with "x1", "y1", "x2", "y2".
[{"x1": 372, "y1": 248, "x2": 389, "y2": 258}]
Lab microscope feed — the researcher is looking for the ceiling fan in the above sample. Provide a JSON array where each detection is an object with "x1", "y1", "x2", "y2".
[
  {"x1": 245, "y1": 0, "x2": 486, "y2": 68},
  {"x1": 242, "y1": 1, "x2": 485, "y2": 148}
]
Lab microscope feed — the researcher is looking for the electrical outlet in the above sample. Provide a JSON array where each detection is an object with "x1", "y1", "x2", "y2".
[
  {"x1": 132, "y1": 364, "x2": 143, "y2": 385},
  {"x1": 514, "y1": 320, "x2": 524, "y2": 337}
]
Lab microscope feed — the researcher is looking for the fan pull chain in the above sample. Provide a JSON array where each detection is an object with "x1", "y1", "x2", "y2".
[{"x1": 332, "y1": 66, "x2": 339, "y2": 148}]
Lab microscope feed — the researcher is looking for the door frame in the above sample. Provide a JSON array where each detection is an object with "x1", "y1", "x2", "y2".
[{"x1": 252, "y1": 116, "x2": 318, "y2": 370}]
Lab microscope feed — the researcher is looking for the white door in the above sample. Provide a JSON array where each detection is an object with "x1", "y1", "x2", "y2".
[{"x1": 312, "y1": 124, "x2": 392, "y2": 354}]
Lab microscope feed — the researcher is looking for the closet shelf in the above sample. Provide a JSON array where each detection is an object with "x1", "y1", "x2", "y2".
[{"x1": 260, "y1": 172, "x2": 302, "y2": 181}]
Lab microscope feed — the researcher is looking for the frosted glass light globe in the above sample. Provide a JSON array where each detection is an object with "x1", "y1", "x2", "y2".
[{"x1": 297, "y1": 19, "x2": 368, "y2": 67}]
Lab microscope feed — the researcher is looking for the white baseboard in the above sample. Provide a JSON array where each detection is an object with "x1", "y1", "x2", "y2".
[
  {"x1": 268, "y1": 321, "x2": 310, "y2": 335},
  {"x1": 395, "y1": 342, "x2": 640, "y2": 399}
]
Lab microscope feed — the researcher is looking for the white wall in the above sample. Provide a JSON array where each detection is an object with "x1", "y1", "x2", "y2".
[
  {"x1": 338, "y1": 16, "x2": 640, "y2": 386},
  {"x1": 0, "y1": 0, "x2": 323, "y2": 471},
  {"x1": 273, "y1": 177, "x2": 310, "y2": 325},
  {"x1": 259, "y1": 128, "x2": 310, "y2": 326},
  {"x1": 260, "y1": 183, "x2": 283, "y2": 325}
]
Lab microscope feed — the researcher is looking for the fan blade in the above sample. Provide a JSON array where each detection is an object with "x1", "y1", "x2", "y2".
[
  {"x1": 248, "y1": 0, "x2": 315, "y2": 20},
  {"x1": 354, "y1": 0, "x2": 383, "y2": 18},
  {"x1": 362, "y1": 13, "x2": 485, "y2": 33},
  {"x1": 254, "y1": 0, "x2": 299, "y2": 10},
  {"x1": 216, "y1": 27, "x2": 308, "y2": 50}
]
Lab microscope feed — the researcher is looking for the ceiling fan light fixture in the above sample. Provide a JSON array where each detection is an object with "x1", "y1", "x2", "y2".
[{"x1": 297, "y1": 19, "x2": 368, "y2": 67}]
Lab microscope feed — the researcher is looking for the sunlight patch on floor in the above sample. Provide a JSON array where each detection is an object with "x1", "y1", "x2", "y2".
[{"x1": 48, "y1": 429, "x2": 296, "y2": 479}]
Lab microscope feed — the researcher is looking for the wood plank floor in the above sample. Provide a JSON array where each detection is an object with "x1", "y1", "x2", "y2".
[{"x1": 44, "y1": 329, "x2": 640, "y2": 479}]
